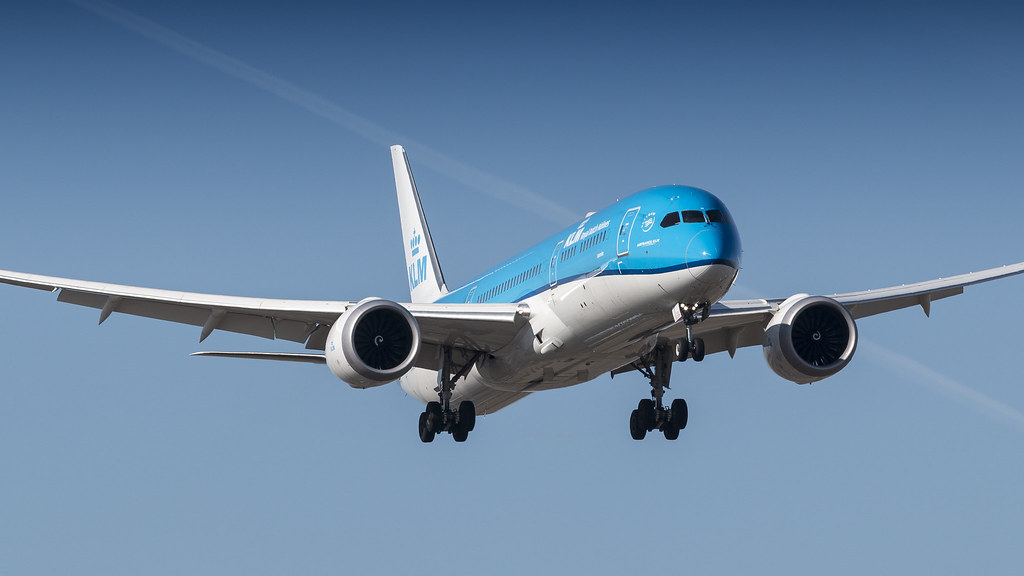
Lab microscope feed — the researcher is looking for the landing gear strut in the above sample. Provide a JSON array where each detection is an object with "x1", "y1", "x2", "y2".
[
  {"x1": 418, "y1": 348, "x2": 478, "y2": 443},
  {"x1": 628, "y1": 307, "x2": 705, "y2": 440},
  {"x1": 629, "y1": 342, "x2": 690, "y2": 440},
  {"x1": 675, "y1": 305, "x2": 707, "y2": 362}
]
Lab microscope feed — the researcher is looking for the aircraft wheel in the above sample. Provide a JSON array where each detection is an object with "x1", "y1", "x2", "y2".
[
  {"x1": 692, "y1": 338, "x2": 706, "y2": 362},
  {"x1": 458, "y1": 401, "x2": 476, "y2": 432},
  {"x1": 670, "y1": 398, "x2": 688, "y2": 430},
  {"x1": 663, "y1": 424, "x2": 680, "y2": 440},
  {"x1": 676, "y1": 339, "x2": 689, "y2": 362},
  {"x1": 418, "y1": 412, "x2": 435, "y2": 443},
  {"x1": 629, "y1": 410, "x2": 647, "y2": 440},
  {"x1": 637, "y1": 399, "x2": 656, "y2": 430},
  {"x1": 452, "y1": 429, "x2": 469, "y2": 442},
  {"x1": 425, "y1": 401, "x2": 443, "y2": 433}
]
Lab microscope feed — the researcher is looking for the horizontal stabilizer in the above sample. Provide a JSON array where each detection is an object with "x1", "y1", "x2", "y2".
[{"x1": 191, "y1": 351, "x2": 326, "y2": 364}]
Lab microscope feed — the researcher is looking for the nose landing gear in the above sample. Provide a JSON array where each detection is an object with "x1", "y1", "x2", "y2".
[{"x1": 674, "y1": 303, "x2": 708, "y2": 362}]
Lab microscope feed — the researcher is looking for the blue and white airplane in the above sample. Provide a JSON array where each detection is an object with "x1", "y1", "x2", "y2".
[{"x1": 2, "y1": 145, "x2": 1023, "y2": 442}]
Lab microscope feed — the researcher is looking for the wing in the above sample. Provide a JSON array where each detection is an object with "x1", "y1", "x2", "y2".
[
  {"x1": 0, "y1": 269, "x2": 526, "y2": 353},
  {"x1": 659, "y1": 262, "x2": 1024, "y2": 358}
]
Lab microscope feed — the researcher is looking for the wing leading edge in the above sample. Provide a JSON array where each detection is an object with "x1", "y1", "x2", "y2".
[
  {"x1": 0, "y1": 269, "x2": 526, "y2": 353},
  {"x1": 660, "y1": 262, "x2": 1024, "y2": 359}
]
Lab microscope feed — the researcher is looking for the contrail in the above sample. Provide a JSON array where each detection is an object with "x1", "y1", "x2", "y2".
[
  {"x1": 69, "y1": 0, "x2": 580, "y2": 225},
  {"x1": 860, "y1": 338, "x2": 1024, "y2": 434}
]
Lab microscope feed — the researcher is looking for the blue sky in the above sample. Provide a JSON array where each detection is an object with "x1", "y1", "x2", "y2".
[{"x1": 2, "y1": 1, "x2": 1024, "y2": 574}]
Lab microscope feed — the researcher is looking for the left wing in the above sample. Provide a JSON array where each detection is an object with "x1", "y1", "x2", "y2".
[
  {"x1": 0, "y1": 269, "x2": 526, "y2": 353},
  {"x1": 661, "y1": 262, "x2": 1024, "y2": 358}
]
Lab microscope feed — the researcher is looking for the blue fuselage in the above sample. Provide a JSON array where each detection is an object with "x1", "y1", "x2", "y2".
[{"x1": 438, "y1": 185, "x2": 742, "y2": 306}]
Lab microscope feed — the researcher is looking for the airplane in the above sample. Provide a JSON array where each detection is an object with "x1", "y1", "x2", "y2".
[{"x1": 2, "y1": 145, "x2": 1023, "y2": 443}]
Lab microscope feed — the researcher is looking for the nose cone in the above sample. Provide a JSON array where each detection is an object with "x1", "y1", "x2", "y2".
[{"x1": 685, "y1": 228, "x2": 741, "y2": 285}]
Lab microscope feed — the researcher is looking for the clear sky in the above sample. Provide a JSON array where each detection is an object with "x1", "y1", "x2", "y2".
[{"x1": 2, "y1": 1, "x2": 1023, "y2": 574}]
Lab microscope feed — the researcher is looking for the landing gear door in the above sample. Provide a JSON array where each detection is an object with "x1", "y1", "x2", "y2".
[{"x1": 616, "y1": 206, "x2": 641, "y2": 257}]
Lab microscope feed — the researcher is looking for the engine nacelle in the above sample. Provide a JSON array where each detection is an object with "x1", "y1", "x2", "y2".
[
  {"x1": 763, "y1": 294, "x2": 858, "y2": 384},
  {"x1": 326, "y1": 298, "x2": 421, "y2": 389}
]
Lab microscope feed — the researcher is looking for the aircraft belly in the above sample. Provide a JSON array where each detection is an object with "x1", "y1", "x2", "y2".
[
  {"x1": 537, "y1": 270, "x2": 710, "y2": 351},
  {"x1": 399, "y1": 367, "x2": 530, "y2": 415},
  {"x1": 400, "y1": 264, "x2": 735, "y2": 414}
]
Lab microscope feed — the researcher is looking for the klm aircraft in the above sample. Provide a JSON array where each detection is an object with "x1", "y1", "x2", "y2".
[{"x1": 2, "y1": 145, "x2": 1023, "y2": 442}]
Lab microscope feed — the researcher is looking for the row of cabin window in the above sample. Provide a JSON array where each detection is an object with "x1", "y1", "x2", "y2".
[
  {"x1": 559, "y1": 230, "x2": 608, "y2": 262},
  {"x1": 475, "y1": 263, "x2": 544, "y2": 302},
  {"x1": 660, "y1": 209, "x2": 728, "y2": 228}
]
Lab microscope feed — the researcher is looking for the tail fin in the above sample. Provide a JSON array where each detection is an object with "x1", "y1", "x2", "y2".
[{"x1": 392, "y1": 145, "x2": 448, "y2": 303}]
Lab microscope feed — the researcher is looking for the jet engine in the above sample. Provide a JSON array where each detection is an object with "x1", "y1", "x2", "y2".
[
  {"x1": 326, "y1": 298, "x2": 421, "y2": 389},
  {"x1": 763, "y1": 294, "x2": 857, "y2": 384}
]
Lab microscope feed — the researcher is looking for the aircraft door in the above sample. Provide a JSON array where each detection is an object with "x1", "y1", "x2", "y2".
[
  {"x1": 616, "y1": 206, "x2": 641, "y2": 257},
  {"x1": 549, "y1": 240, "x2": 563, "y2": 287}
]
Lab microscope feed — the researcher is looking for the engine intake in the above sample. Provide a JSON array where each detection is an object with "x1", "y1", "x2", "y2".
[
  {"x1": 763, "y1": 294, "x2": 857, "y2": 384},
  {"x1": 326, "y1": 298, "x2": 421, "y2": 388}
]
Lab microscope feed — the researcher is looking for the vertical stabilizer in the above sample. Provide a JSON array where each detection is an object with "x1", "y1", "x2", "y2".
[{"x1": 392, "y1": 145, "x2": 448, "y2": 303}]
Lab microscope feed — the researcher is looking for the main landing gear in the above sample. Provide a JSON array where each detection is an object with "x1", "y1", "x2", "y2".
[
  {"x1": 418, "y1": 348, "x2": 478, "y2": 443},
  {"x1": 628, "y1": 311, "x2": 705, "y2": 441}
]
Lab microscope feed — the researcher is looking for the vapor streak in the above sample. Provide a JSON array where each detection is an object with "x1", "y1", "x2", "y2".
[
  {"x1": 861, "y1": 338, "x2": 1024, "y2": 434},
  {"x1": 70, "y1": 0, "x2": 579, "y2": 224}
]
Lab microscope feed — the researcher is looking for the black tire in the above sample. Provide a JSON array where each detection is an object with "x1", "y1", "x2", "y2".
[
  {"x1": 637, "y1": 399, "x2": 656, "y2": 429},
  {"x1": 418, "y1": 412, "x2": 435, "y2": 443},
  {"x1": 663, "y1": 424, "x2": 680, "y2": 440},
  {"x1": 452, "y1": 429, "x2": 469, "y2": 442},
  {"x1": 676, "y1": 339, "x2": 689, "y2": 362},
  {"x1": 458, "y1": 401, "x2": 476, "y2": 432},
  {"x1": 692, "y1": 338, "x2": 706, "y2": 362},
  {"x1": 629, "y1": 410, "x2": 647, "y2": 440},
  {"x1": 425, "y1": 401, "x2": 443, "y2": 433},
  {"x1": 670, "y1": 398, "x2": 688, "y2": 430}
]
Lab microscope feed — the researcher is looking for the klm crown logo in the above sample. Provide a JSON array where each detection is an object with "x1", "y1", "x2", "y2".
[
  {"x1": 408, "y1": 228, "x2": 428, "y2": 289},
  {"x1": 409, "y1": 228, "x2": 422, "y2": 257}
]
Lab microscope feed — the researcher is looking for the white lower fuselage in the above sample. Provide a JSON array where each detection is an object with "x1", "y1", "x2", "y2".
[{"x1": 400, "y1": 262, "x2": 739, "y2": 414}]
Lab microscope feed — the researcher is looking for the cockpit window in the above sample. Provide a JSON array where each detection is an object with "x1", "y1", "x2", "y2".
[
  {"x1": 706, "y1": 209, "x2": 727, "y2": 224},
  {"x1": 682, "y1": 210, "x2": 706, "y2": 224},
  {"x1": 660, "y1": 212, "x2": 681, "y2": 228}
]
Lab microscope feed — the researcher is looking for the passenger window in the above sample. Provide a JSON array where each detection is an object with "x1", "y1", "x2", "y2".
[
  {"x1": 706, "y1": 210, "x2": 727, "y2": 224},
  {"x1": 660, "y1": 212, "x2": 681, "y2": 227},
  {"x1": 682, "y1": 210, "x2": 706, "y2": 224}
]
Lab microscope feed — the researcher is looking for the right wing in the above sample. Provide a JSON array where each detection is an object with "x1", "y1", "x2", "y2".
[
  {"x1": 0, "y1": 269, "x2": 527, "y2": 353},
  {"x1": 661, "y1": 262, "x2": 1024, "y2": 358}
]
